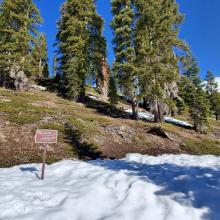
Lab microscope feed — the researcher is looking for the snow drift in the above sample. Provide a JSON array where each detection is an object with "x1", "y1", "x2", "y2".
[
  {"x1": 125, "y1": 109, "x2": 193, "y2": 128},
  {"x1": 0, "y1": 154, "x2": 220, "y2": 220}
]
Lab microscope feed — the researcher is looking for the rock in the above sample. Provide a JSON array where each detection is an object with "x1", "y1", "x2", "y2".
[{"x1": 103, "y1": 125, "x2": 132, "y2": 140}]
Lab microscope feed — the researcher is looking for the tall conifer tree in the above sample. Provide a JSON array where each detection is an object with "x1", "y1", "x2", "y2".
[
  {"x1": 32, "y1": 34, "x2": 49, "y2": 79},
  {"x1": 135, "y1": 0, "x2": 186, "y2": 122},
  {"x1": 111, "y1": 0, "x2": 139, "y2": 119},
  {"x1": 205, "y1": 70, "x2": 218, "y2": 94},
  {"x1": 210, "y1": 91, "x2": 220, "y2": 120},
  {"x1": 181, "y1": 52, "x2": 201, "y2": 87},
  {"x1": 0, "y1": 0, "x2": 42, "y2": 89},
  {"x1": 56, "y1": 0, "x2": 107, "y2": 101},
  {"x1": 179, "y1": 54, "x2": 210, "y2": 132},
  {"x1": 87, "y1": 12, "x2": 108, "y2": 97},
  {"x1": 205, "y1": 70, "x2": 219, "y2": 120},
  {"x1": 52, "y1": 55, "x2": 58, "y2": 77}
]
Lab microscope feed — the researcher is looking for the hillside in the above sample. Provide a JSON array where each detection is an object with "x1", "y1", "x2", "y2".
[{"x1": 0, "y1": 87, "x2": 220, "y2": 167}]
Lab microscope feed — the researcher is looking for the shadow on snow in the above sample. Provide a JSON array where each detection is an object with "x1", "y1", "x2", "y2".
[{"x1": 90, "y1": 159, "x2": 220, "y2": 220}]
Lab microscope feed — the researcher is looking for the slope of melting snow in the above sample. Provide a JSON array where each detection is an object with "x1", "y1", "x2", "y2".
[
  {"x1": 125, "y1": 109, "x2": 193, "y2": 127},
  {"x1": 1, "y1": 154, "x2": 220, "y2": 220}
]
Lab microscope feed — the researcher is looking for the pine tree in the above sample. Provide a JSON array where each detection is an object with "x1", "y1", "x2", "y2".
[
  {"x1": 32, "y1": 34, "x2": 49, "y2": 80},
  {"x1": 111, "y1": 0, "x2": 139, "y2": 119},
  {"x1": 87, "y1": 12, "x2": 108, "y2": 97},
  {"x1": 205, "y1": 71, "x2": 220, "y2": 120},
  {"x1": 205, "y1": 70, "x2": 218, "y2": 94},
  {"x1": 181, "y1": 52, "x2": 201, "y2": 87},
  {"x1": 0, "y1": 0, "x2": 42, "y2": 90},
  {"x1": 210, "y1": 91, "x2": 220, "y2": 120},
  {"x1": 52, "y1": 55, "x2": 58, "y2": 78},
  {"x1": 135, "y1": 0, "x2": 186, "y2": 122},
  {"x1": 56, "y1": 0, "x2": 107, "y2": 101},
  {"x1": 180, "y1": 77, "x2": 210, "y2": 133},
  {"x1": 179, "y1": 55, "x2": 211, "y2": 132}
]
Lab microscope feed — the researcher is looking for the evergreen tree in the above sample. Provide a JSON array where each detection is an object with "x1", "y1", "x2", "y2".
[
  {"x1": 111, "y1": 0, "x2": 139, "y2": 119},
  {"x1": 180, "y1": 77, "x2": 210, "y2": 133},
  {"x1": 179, "y1": 54, "x2": 211, "y2": 132},
  {"x1": 204, "y1": 71, "x2": 220, "y2": 120},
  {"x1": 56, "y1": 0, "x2": 107, "y2": 101},
  {"x1": 210, "y1": 91, "x2": 220, "y2": 120},
  {"x1": 205, "y1": 70, "x2": 218, "y2": 94},
  {"x1": 135, "y1": 0, "x2": 186, "y2": 122},
  {"x1": 87, "y1": 12, "x2": 108, "y2": 97},
  {"x1": 181, "y1": 52, "x2": 201, "y2": 87},
  {"x1": 52, "y1": 54, "x2": 58, "y2": 77},
  {"x1": 32, "y1": 34, "x2": 49, "y2": 79},
  {"x1": 0, "y1": 0, "x2": 42, "y2": 90}
]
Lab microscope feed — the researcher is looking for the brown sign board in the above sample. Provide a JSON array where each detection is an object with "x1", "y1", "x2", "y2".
[{"x1": 35, "y1": 129, "x2": 58, "y2": 144}]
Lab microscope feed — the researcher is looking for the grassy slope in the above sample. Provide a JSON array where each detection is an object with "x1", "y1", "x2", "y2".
[{"x1": 0, "y1": 87, "x2": 220, "y2": 167}]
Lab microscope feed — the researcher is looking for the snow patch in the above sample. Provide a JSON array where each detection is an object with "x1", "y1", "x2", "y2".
[
  {"x1": 125, "y1": 109, "x2": 193, "y2": 127},
  {"x1": 1, "y1": 154, "x2": 220, "y2": 219}
]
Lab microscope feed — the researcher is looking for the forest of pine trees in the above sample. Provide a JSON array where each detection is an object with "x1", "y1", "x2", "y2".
[{"x1": 0, "y1": 0, "x2": 220, "y2": 133}]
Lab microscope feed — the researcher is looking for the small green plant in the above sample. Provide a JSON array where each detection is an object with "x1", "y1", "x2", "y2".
[
  {"x1": 182, "y1": 138, "x2": 220, "y2": 155},
  {"x1": 8, "y1": 114, "x2": 42, "y2": 125}
]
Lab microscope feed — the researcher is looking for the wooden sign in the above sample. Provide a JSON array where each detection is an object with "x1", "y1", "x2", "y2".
[
  {"x1": 35, "y1": 129, "x2": 58, "y2": 180},
  {"x1": 35, "y1": 129, "x2": 58, "y2": 144}
]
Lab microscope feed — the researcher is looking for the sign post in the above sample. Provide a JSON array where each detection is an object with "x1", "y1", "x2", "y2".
[
  {"x1": 35, "y1": 129, "x2": 58, "y2": 180},
  {"x1": 41, "y1": 144, "x2": 47, "y2": 180}
]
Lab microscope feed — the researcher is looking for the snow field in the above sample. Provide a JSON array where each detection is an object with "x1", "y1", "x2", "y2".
[{"x1": 0, "y1": 154, "x2": 220, "y2": 220}]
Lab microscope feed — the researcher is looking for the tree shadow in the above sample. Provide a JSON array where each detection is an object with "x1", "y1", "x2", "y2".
[
  {"x1": 84, "y1": 96, "x2": 130, "y2": 119},
  {"x1": 37, "y1": 77, "x2": 69, "y2": 100},
  {"x1": 90, "y1": 159, "x2": 220, "y2": 220},
  {"x1": 64, "y1": 123, "x2": 105, "y2": 160}
]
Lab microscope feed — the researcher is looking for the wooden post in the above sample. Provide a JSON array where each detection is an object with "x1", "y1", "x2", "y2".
[
  {"x1": 41, "y1": 144, "x2": 47, "y2": 180},
  {"x1": 35, "y1": 129, "x2": 58, "y2": 180}
]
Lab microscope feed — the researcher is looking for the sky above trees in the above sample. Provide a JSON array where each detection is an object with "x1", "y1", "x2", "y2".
[{"x1": 36, "y1": 0, "x2": 220, "y2": 78}]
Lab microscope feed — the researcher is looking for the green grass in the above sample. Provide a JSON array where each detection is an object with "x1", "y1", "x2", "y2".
[
  {"x1": 8, "y1": 114, "x2": 42, "y2": 125},
  {"x1": 182, "y1": 138, "x2": 220, "y2": 155},
  {"x1": 0, "y1": 90, "x2": 57, "y2": 125}
]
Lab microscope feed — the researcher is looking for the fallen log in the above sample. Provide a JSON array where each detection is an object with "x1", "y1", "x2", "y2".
[{"x1": 146, "y1": 126, "x2": 179, "y2": 143}]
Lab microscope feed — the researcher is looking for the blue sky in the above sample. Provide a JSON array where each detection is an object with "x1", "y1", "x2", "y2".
[{"x1": 36, "y1": 0, "x2": 220, "y2": 78}]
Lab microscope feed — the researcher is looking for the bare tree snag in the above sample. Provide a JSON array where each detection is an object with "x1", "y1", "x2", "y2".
[{"x1": 97, "y1": 58, "x2": 109, "y2": 99}]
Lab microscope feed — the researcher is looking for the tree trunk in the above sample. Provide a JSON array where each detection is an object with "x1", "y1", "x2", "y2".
[
  {"x1": 143, "y1": 97, "x2": 149, "y2": 110},
  {"x1": 151, "y1": 99, "x2": 165, "y2": 123},
  {"x1": 131, "y1": 98, "x2": 138, "y2": 120},
  {"x1": 194, "y1": 124, "x2": 206, "y2": 134},
  {"x1": 39, "y1": 58, "x2": 43, "y2": 78},
  {"x1": 78, "y1": 74, "x2": 86, "y2": 102}
]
